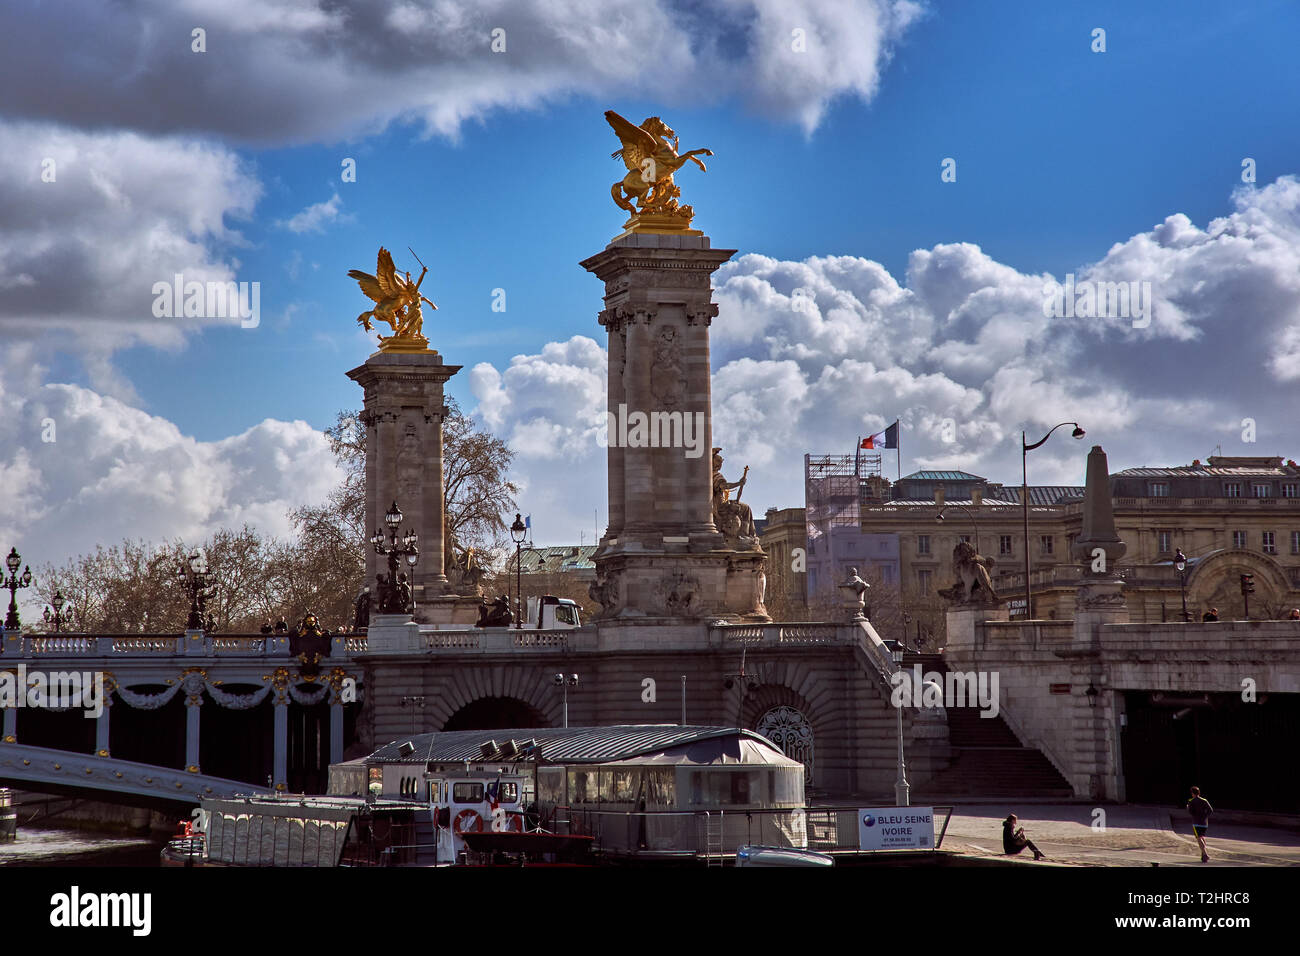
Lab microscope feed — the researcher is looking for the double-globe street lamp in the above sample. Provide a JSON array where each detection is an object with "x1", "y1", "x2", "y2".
[
  {"x1": 175, "y1": 549, "x2": 216, "y2": 631},
  {"x1": 553, "y1": 673, "x2": 579, "y2": 728},
  {"x1": 44, "y1": 590, "x2": 75, "y2": 633},
  {"x1": 1022, "y1": 422, "x2": 1085, "y2": 620},
  {"x1": 510, "y1": 513, "x2": 527, "y2": 629},
  {"x1": 3, "y1": 547, "x2": 33, "y2": 630},
  {"x1": 371, "y1": 501, "x2": 419, "y2": 613}
]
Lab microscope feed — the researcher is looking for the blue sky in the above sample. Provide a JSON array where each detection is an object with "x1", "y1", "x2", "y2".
[{"x1": 3, "y1": 0, "x2": 1299, "y2": 562}]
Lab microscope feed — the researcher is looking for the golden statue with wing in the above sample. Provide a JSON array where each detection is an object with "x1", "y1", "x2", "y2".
[
  {"x1": 605, "y1": 110, "x2": 712, "y2": 236},
  {"x1": 348, "y1": 246, "x2": 436, "y2": 352}
]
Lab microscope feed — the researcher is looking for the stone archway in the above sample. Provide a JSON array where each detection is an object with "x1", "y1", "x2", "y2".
[
  {"x1": 441, "y1": 696, "x2": 549, "y2": 732},
  {"x1": 1187, "y1": 549, "x2": 1292, "y2": 620}
]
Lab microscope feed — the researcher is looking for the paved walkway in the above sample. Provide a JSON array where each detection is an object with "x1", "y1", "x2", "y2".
[{"x1": 940, "y1": 804, "x2": 1300, "y2": 866}]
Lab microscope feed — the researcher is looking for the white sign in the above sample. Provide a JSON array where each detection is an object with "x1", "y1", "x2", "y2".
[{"x1": 857, "y1": 807, "x2": 935, "y2": 850}]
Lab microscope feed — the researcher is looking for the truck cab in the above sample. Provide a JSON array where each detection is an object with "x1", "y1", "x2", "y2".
[{"x1": 525, "y1": 595, "x2": 582, "y2": 629}]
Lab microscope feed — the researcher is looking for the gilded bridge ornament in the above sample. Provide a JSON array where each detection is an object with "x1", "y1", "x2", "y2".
[
  {"x1": 605, "y1": 110, "x2": 712, "y2": 236},
  {"x1": 348, "y1": 246, "x2": 436, "y2": 353}
]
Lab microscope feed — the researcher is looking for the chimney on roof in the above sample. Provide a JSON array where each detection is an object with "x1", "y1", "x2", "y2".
[
  {"x1": 934, "y1": 485, "x2": 945, "y2": 506},
  {"x1": 971, "y1": 487, "x2": 983, "y2": 507}
]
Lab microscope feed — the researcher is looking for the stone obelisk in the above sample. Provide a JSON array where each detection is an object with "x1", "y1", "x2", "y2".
[{"x1": 581, "y1": 111, "x2": 768, "y2": 623}]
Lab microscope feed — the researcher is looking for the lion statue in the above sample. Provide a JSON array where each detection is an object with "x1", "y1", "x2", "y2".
[{"x1": 938, "y1": 541, "x2": 999, "y2": 603}]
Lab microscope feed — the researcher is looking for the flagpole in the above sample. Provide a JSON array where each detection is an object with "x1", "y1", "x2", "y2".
[{"x1": 896, "y1": 418, "x2": 902, "y2": 484}]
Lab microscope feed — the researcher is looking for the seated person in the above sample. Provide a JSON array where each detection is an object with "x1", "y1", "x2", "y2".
[{"x1": 1002, "y1": 814, "x2": 1045, "y2": 861}]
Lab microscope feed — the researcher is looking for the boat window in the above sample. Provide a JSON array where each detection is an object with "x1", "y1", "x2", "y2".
[
  {"x1": 611, "y1": 769, "x2": 638, "y2": 804},
  {"x1": 645, "y1": 768, "x2": 675, "y2": 807},
  {"x1": 538, "y1": 768, "x2": 564, "y2": 804},
  {"x1": 568, "y1": 770, "x2": 596, "y2": 804},
  {"x1": 498, "y1": 782, "x2": 519, "y2": 803},
  {"x1": 453, "y1": 782, "x2": 484, "y2": 803}
]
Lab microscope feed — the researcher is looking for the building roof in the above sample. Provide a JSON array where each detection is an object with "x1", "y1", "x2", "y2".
[
  {"x1": 367, "y1": 725, "x2": 784, "y2": 765},
  {"x1": 900, "y1": 470, "x2": 987, "y2": 482},
  {"x1": 987, "y1": 486, "x2": 1086, "y2": 506},
  {"x1": 518, "y1": 545, "x2": 598, "y2": 573},
  {"x1": 1116, "y1": 466, "x2": 1293, "y2": 478}
]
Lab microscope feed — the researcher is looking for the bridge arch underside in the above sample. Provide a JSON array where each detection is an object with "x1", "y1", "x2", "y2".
[
  {"x1": 442, "y1": 696, "x2": 549, "y2": 732},
  {"x1": 1120, "y1": 690, "x2": 1300, "y2": 810}
]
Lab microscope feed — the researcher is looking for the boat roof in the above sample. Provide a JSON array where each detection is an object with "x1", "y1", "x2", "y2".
[{"x1": 368, "y1": 724, "x2": 798, "y2": 767}]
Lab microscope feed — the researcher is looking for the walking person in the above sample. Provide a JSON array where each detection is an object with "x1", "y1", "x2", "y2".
[
  {"x1": 1187, "y1": 786, "x2": 1213, "y2": 862},
  {"x1": 1201, "y1": 607, "x2": 1219, "y2": 622},
  {"x1": 1002, "y1": 814, "x2": 1045, "y2": 861}
]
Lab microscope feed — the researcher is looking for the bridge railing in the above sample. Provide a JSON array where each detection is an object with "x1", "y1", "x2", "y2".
[{"x1": 0, "y1": 631, "x2": 366, "y2": 660}]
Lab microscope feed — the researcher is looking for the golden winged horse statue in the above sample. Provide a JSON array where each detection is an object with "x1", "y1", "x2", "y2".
[
  {"x1": 605, "y1": 110, "x2": 712, "y2": 227},
  {"x1": 348, "y1": 247, "x2": 436, "y2": 350}
]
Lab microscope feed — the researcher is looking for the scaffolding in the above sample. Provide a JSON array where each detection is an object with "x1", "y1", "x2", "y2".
[{"x1": 804, "y1": 453, "x2": 880, "y2": 545}]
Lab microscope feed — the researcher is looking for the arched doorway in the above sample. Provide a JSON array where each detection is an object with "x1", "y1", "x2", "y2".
[
  {"x1": 755, "y1": 705, "x2": 815, "y2": 784},
  {"x1": 1188, "y1": 549, "x2": 1292, "y2": 620},
  {"x1": 442, "y1": 696, "x2": 548, "y2": 732}
]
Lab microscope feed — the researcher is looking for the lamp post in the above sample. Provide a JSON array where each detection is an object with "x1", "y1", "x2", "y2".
[
  {"x1": 43, "y1": 590, "x2": 74, "y2": 633},
  {"x1": 370, "y1": 501, "x2": 419, "y2": 614},
  {"x1": 3, "y1": 548, "x2": 33, "y2": 630},
  {"x1": 175, "y1": 549, "x2": 215, "y2": 631},
  {"x1": 553, "y1": 673, "x2": 578, "y2": 727},
  {"x1": 1174, "y1": 549, "x2": 1188, "y2": 622},
  {"x1": 935, "y1": 504, "x2": 981, "y2": 553},
  {"x1": 892, "y1": 646, "x2": 910, "y2": 807},
  {"x1": 1021, "y1": 422, "x2": 1085, "y2": 619},
  {"x1": 510, "y1": 513, "x2": 527, "y2": 629}
]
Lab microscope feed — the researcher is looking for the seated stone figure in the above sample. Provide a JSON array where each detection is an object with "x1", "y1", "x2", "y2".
[
  {"x1": 475, "y1": 594, "x2": 514, "y2": 628},
  {"x1": 712, "y1": 447, "x2": 756, "y2": 541},
  {"x1": 937, "y1": 541, "x2": 999, "y2": 603}
]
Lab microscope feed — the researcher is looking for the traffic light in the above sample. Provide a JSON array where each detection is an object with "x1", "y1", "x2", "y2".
[{"x1": 1239, "y1": 573, "x2": 1255, "y2": 595}]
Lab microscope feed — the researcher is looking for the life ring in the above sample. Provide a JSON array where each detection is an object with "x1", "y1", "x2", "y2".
[
  {"x1": 454, "y1": 809, "x2": 483, "y2": 834},
  {"x1": 499, "y1": 812, "x2": 524, "y2": 833}
]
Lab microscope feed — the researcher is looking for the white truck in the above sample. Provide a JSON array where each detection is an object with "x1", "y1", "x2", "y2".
[{"x1": 523, "y1": 595, "x2": 582, "y2": 629}]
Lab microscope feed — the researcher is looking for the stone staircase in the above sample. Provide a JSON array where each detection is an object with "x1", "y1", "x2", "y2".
[{"x1": 908, "y1": 653, "x2": 1074, "y2": 800}]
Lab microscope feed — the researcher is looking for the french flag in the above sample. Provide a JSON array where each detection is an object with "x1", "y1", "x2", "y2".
[{"x1": 860, "y1": 422, "x2": 899, "y2": 450}]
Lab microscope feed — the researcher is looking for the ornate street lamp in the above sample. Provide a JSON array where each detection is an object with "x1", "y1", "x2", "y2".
[
  {"x1": 511, "y1": 513, "x2": 527, "y2": 630},
  {"x1": 372, "y1": 501, "x2": 419, "y2": 615},
  {"x1": 3, "y1": 547, "x2": 33, "y2": 630},
  {"x1": 553, "y1": 673, "x2": 579, "y2": 728},
  {"x1": 175, "y1": 548, "x2": 215, "y2": 631},
  {"x1": 1174, "y1": 549, "x2": 1189, "y2": 622},
  {"x1": 1021, "y1": 422, "x2": 1085, "y2": 619},
  {"x1": 44, "y1": 590, "x2": 75, "y2": 633}
]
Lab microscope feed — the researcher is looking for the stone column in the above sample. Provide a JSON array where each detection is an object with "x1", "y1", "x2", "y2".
[
  {"x1": 272, "y1": 686, "x2": 288, "y2": 792},
  {"x1": 2, "y1": 702, "x2": 15, "y2": 742},
  {"x1": 581, "y1": 233, "x2": 767, "y2": 623},
  {"x1": 329, "y1": 683, "x2": 344, "y2": 766},
  {"x1": 95, "y1": 695, "x2": 110, "y2": 757},
  {"x1": 348, "y1": 351, "x2": 463, "y2": 622},
  {"x1": 183, "y1": 684, "x2": 202, "y2": 774}
]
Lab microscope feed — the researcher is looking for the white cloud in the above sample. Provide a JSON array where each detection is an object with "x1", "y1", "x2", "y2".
[{"x1": 280, "y1": 193, "x2": 344, "y2": 234}]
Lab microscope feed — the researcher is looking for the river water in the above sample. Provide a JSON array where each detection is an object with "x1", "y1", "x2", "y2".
[{"x1": 0, "y1": 827, "x2": 167, "y2": 866}]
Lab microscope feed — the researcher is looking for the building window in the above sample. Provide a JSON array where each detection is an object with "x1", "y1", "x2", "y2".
[
  {"x1": 1233, "y1": 530, "x2": 1247, "y2": 549},
  {"x1": 916, "y1": 535, "x2": 931, "y2": 556},
  {"x1": 1253, "y1": 483, "x2": 1273, "y2": 498},
  {"x1": 1157, "y1": 530, "x2": 1172, "y2": 554},
  {"x1": 1040, "y1": 535, "x2": 1053, "y2": 555},
  {"x1": 917, "y1": 569, "x2": 932, "y2": 592},
  {"x1": 1225, "y1": 482, "x2": 1241, "y2": 498},
  {"x1": 881, "y1": 566, "x2": 893, "y2": 585},
  {"x1": 999, "y1": 535, "x2": 1013, "y2": 556},
  {"x1": 1284, "y1": 483, "x2": 1299, "y2": 499},
  {"x1": 1292, "y1": 531, "x2": 1300, "y2": 555},
  {"x1": 1148, "y1": 482, "x2": 1169, "y2": 497},
  {"x1": 1263, "y1": 531, "x2": 1276, "y2": 555}
]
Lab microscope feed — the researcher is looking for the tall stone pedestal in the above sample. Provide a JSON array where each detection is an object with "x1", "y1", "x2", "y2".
[
  {"x1": 581, "y1": 233, "x2": 768, "y2": 622},
  {"x1": 347, "y1": 350, "x2": 479, "y2": 625}
]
